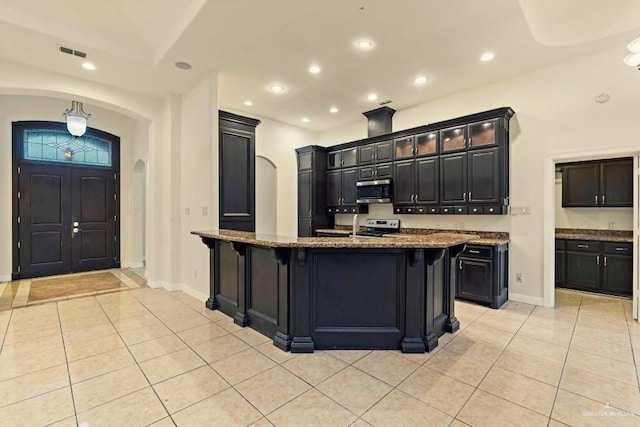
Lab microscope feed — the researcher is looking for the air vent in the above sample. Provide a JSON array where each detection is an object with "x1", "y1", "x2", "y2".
[
  {"x1": 379, "y1": 99, "x2": 393, "y2": 106},
  {"x1": 59, "y1": 46, "x2": 87, "y2": 58}
]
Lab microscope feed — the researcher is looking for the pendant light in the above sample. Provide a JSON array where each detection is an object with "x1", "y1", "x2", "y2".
[{"x1": 64, "y1": 101, "x2": 91, "y2": 137}]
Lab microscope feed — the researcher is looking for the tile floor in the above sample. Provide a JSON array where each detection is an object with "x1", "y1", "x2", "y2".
[{"x1": 0, "y1": 277, "x2": 639, "y2": 426}]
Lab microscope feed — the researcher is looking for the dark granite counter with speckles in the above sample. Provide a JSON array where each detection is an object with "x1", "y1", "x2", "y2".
[
  {"x1": 316, "y1": 228, "x2": 509, "y2": 246},
  {"x1": 555, "y1": 228, "x2": 632, "y2": 243},
  {"x1": 192, "y1": 229, "x2": 478, "y2": 249}
]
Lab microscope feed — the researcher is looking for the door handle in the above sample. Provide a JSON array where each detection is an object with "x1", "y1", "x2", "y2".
[
  {"x1": 597, "y1": 255, "x2": 600, "y2": 265},
  {"x1": 459, "y1": 259, "x2": 462, "y2": 270},
  {"x1": 602, "y1": 195, "x2": 605, "y2": 204},
  {"x1": 604, "y1": 256, "x2": 607, "y2": 266},
  {"x1": 463, "y1": 192, "x2": 466, "y2": 201},
  {"x1": 73, "y1": 227, "x2": 82, "y2": 234},
  {"x1": 73, "y1": 221, "x2": 79, "y2": 227},
  {"x1": 594, "y1": 195, "x2": 598, "y2": 204}
]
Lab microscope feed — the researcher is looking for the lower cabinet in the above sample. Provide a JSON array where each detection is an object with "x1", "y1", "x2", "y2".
[
  {"x1": 456, "y1": 243, "x2": 508, "y2": 309},
  {"x1": 556, "y1": 239, "x2": 632, "y2": 297}
]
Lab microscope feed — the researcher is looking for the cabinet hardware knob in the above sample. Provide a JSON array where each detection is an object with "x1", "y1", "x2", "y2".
[
  {"x1": 463, "y1": 192, "x2": 466, "y2": 201},
  {"x1": 469, "y1": 191, "x2": 472, "y2": 200},
  {"x1": 615, "y1": 247, "x2": 628, "y2": 251},
  {"x1": 594, "y1": 195, "x2": 598, "y2": 204},
  {"x1": 468, "y1": 137, "x2": 471, "y2": 147},
  {"x1": 597, "y1": 255, "x2": 600, "y2": 265},
  {"x1": 577, "y1": 244, "x2": 589, "y2": 248},
  {"x1": 459, "y1": 259, "x2": 462, "y2": 270},
  {"x1": 604, "y1": 256, "x2": 607, "y2": 266},
  {"x1": 469, "y1": 250, "x2": 480, "y2": 254},
  {"x1": 602, "y1": 195, "x2": 605, "y2": 204}
]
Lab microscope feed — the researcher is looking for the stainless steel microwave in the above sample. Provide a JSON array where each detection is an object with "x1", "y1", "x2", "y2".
[{"x1": 356, "y1": 179, "x2": 392, "y2": 203}]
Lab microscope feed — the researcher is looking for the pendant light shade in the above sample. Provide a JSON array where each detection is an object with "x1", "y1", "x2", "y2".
[
  {"x1": 623, "y1": 37, "x2": 640, "y2": 69},
  {"x1": 64, "y1": 101, "x2": 91, "y2": 137}
]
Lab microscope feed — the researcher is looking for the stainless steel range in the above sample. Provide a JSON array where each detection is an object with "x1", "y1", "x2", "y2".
[{"x1": 353, "y1": 219, "x2": 400, "y2": 237}]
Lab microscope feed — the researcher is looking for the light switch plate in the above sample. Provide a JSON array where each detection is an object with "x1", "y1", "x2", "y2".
[{"x1": 510, "y1": 206, "x2": 531, "y2": 215}]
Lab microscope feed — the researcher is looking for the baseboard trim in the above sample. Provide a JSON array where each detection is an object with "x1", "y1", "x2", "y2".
[
  {"x1": 145, "y1": 280, "x2": 208, "y2": 302},
  {"x1": 121, "y1": 262, "x2": 144, "y2": 269},
  {"x1": 0, "y1": 274, "x2": 11, "y2": 283},
  {"x1": 509, "y1": 293, "x2": 545, "y2": 307}
]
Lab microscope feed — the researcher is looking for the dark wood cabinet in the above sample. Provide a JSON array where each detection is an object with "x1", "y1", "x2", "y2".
[
  {"x1": 359, "y1": 140, "x2": 392, "y2": 165},
  {"x1": 296, "y1": 146, "x2": 333, "y2": 237},
  {"x1": 219, "y1": 111, "x2": 260, "y2": 232},
  {"x1": 328, "y1": 148, "x2": 357, "y2": 169},
  {"x1": 556, "y1": 239, "x2": 632, "y2": 297},
  {"x1": 327, "y1": 167, "x2": 365, "y2": 214},
  {"x1": 561, "y1": 158, "x2": 632, "y2": 207},
  {"x1": 555, "y1": 239, "x2": 566, "y2": 285},
  {"x1": 440, "y1": 153, "x2": 467, "y2": 205},
  {"x1": 468, "y1": 148, "x2": 500, "y2": 204},
  {"x1": 358, "y1": 163, "x2": 392, "y2": 180},
  {"x1": 456, "y1": 243, "x2": 508, "y2": 308},
  {"x1": 393, "y1": 157, "x2": 439, "y2": 208},
  {"x1": 416, "y1": 157, "x2": 439, "y2": 205},
  {"x1": 394, "y1": 132, "x2": 438, "y2": 160},
  {"x1": 440, "y1": 119, "x2": 499, "y2": 153}
]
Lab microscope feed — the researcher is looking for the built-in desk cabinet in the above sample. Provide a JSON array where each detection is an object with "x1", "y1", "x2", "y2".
[{"x1": 555, "y1": 238, "x2": 632, "y2": 297}]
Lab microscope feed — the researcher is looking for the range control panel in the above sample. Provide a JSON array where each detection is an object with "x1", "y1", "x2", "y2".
[{"x1": 365, "y1": 219, "x2": 400, "y2": 230}]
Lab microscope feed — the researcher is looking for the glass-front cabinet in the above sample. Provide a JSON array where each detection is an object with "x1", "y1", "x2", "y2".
[
  {"x1": 415, "y1": 132, "x2": 438, "y2": 156},
  {"x1": 440, "y1": 119, "x2": 499, "y2": 153},
  {"x1": 328, "y1": 147, "x2": 357, "y2": 169}
]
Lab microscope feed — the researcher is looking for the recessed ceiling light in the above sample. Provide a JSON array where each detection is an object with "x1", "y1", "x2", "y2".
[
  {"x1": 356, "y1": 40, "x2": 374, "y2": 49},
  {"x1": 367, "y1": 93, "x2": 378, "y2": 101},
  {"x1": 414, "y1": 75, "x2": 427, "y2": 85},
  {"x1": 81, "y1": 62, "x2": 96, "y2": 71},
  {"x1": 480, "y1": 52, "x2": 495, "y2": 62},
  {"x1": 270, "y1": 84, "x2": 284, "y2": 93},
  {"x1": 301, "y1": 117, "x2": 309, "y2": 122},
  {"x1": 175, "y1": 61, "x2": 192, "y2": 70},
  {"x1": 329, "y1": 107, "x2": 339, "y2": 113},
  {"x1": 244, "y1": 100, "x2": 253, "y2": 106},
  {"x1": 309, "y1": 64, "x2": 321, "y2": 74}
]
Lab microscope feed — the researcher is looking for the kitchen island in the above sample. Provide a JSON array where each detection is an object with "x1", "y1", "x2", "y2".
[{"x1": 192, "y1": 230, "x2": 477, "y2": 353}]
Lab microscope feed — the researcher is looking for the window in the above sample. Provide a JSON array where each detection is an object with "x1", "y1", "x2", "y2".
[{"x1": 23, "y1": 129, "x2": 112, "y2": 167}]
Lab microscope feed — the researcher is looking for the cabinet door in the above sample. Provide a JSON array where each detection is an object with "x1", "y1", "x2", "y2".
[
  {"x1": 358, "y1": 166, "x2": 376, "y2": 180},
  {"x1": 342, "y1": 148, "x2": 358, "y2": 168},
  {"x1": 394, "y1": 136, "x2": 415, "y2": 160},
  {"x1": 297, "y1": 151, "x2": 313, "y2": 171},
  {"x1": 376, "y1": 163, "x2": 393, "y2": 179},
  {"x1": 602, "y1": 254, "x2": 632, "y2": 296},
  {"x1": 375, "y1": 140, "x2": 393, "y2": 162},
  {"x1": 468, "y1": 119, "x2": 498, "y2": 148},
  {"x1": 358, "y1": 144, "x2": 375, "y2": 165},
  {"x1": 327, "y1": 170, "x2": 342, "y2": 206},
  {"x1": 440, "y1": 126, "x2": 466, "y2": 152},
  {"x1": 416, "y1": 157, "x2": 439, "y2": 205},
  {"x1": 298, "y1": 219, "x2": 313, "y2": 237},
  {"x1": 562, "y1": 163, "x2": 599, "y2": 207},
  {"x1": 298, "y1": 170, "x2": 313, "y2": 219},
  {"x1": 328, "y1": 151, "x2": 341, "y2": 169},
  {"x1": 458, "y1": 257, "x2": 493, "y2": 303},
  {"x1": 393, "y1": 160, "x2": 415, "y2": 205},
  {"x1": 565, "y1": 252, "x2": 600, "y2": 291},
  {"x1": 341, "y1": 168, "x2": 358, "y2": 205},
  {"x1": 440, "y1": 153, "x2": 467, "y2": 204},
  {"x1": 468, "y1": 148, "x2": 499, "y2": 204},
  {"x1": 555, "y1": 249, "x2": 565, "y2": 285},
  {"x1": 601, "y1": 159, "x2": 632, "y2": 207},
  {"x1": 415, "y1": 132, "x2": 438, "y2": 157}
]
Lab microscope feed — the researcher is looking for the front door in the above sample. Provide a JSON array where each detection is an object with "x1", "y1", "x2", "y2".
[
  {"x1": 13, "y1": 120, "x2": 120, "y2": 279},
  {"x1": 18, "y1": 164, "x2": 117, "y2": 278}
]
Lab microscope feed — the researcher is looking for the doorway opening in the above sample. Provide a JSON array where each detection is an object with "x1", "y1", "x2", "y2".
[
  {"x1": 12, "y1": 121, "x2": 121, "y2": 279},
  {"x1": 544, "y1": 150, "x2": 638, "y2": 321}
]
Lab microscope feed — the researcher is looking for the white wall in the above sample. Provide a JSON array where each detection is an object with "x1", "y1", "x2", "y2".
[
  {"x1": 554, "y1": 172, "x2": 633, "y2": 230},
  {"x1": 256, "y1": 156, "x2": 278, "y2": 235},
  {"x1": 319, "y1": 45, "x2": 640, "y2": 304},
  {"x1": 0, "y1": 95, "x2": 141, "y2": 281}
]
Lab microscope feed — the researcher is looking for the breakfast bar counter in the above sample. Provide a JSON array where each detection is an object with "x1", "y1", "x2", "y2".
[{"x1": 193, "y1": 229, "x2": 477, "y2": 353}]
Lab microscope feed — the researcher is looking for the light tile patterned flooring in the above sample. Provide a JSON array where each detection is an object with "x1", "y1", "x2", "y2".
[{"x1": 0, "y1": 279, "x2": 639, "y2": 426}]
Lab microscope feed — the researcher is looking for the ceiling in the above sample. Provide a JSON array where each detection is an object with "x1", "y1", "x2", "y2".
[{"x1": 0, "y1": 0, "x2": 639, "y2": 131}]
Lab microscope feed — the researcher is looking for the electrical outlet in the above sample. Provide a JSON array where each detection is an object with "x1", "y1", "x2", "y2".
[{"x1": 515, "y1": 273, "x2": 524, "y2": 282}]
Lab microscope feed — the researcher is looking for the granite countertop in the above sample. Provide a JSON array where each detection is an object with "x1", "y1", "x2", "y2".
[
  {"x1": 555, "y1": 228, "x2": 633, "y2": 243},
  {"x1": 316, "y1": 228, "x2": 509, "y2": 246},
  {"x1": 192, "y1": 229, "x2": 478, "y2": 249}
]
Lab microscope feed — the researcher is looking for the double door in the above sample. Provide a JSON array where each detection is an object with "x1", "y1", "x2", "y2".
[
  {"x1": 393, "y1": 157, "x2": 438, "y2": 206},
  {"x1": 440, "y1": 147, "x2": 500, "y2": 206},
  {"x1": 18, "y1": 163, "x2": 118, "y2": 278}
]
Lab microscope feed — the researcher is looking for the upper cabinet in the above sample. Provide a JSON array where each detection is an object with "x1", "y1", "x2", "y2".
[
  {"x1": 394, "y1": 132, "x2": 438, "y2": 160},
  {"x1": 561, "y1": 158, "x2": 632, "y2": 207},
  {"x1": 358, "y1": 140, "x2": 392, "y2": 165},
  {"x1": 328, "y1": 147, "x2": 357, "y2": 169},
  {"x1": 440, "y1": 119, "x2": 500, "y2": 153}
]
